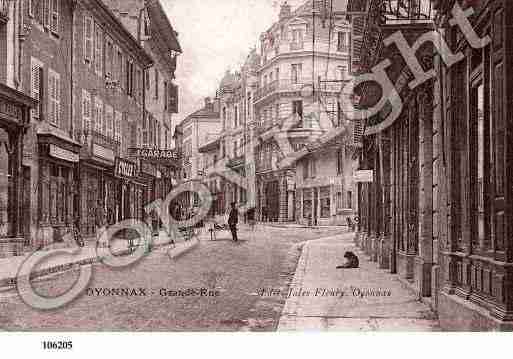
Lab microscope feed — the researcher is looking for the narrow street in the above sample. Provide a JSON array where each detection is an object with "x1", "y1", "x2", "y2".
[{"x1": 0, "y1": 226, "x2": 347, "y2": 331}]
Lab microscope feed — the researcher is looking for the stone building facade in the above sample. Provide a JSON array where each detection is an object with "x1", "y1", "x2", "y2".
[
  {"x1": 253, "y1": 0, "x2": 353, "y2": 223},
  {"x1": 353, "y1": 0, "x2": 513, "y2": 330},
  {"x1": 0, "y1": 0, "x2": 38, "y2": 257}
]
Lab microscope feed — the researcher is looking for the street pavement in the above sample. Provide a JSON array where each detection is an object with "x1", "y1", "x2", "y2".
[
  {"x1": 278, "y1": 233, "x2": 440, "y2": 331},
  {"x1": 0, "y1": 225, "x2": 347, "y2": 331}
]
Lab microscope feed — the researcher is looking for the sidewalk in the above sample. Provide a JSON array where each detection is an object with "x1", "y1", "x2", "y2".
[
  {"x1": 0, "y1": 231, "x2": 195, "y2": 289},
  {"x1": 278, "y1": 233, "x2": 439, "y2": 331},
  {"x1": 259, "y1": 222, "x2": 347, "y2": 230}
]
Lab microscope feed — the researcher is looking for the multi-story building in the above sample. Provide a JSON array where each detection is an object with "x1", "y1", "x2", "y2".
[
  {"x1": 252, "y1": 0, "x2": 353, "y2": 223},
  {"x1": 177, "y1": 98, "x2": 221, "y2": 207},
  {"x1": 294, "y1": 131, "x2": 359, "y2": 226},
  {"x1": 17, "y1": 0, "x2": 154, "y2": 247},
  {"x1": 102, "y1": 0, "x2": 182, "y2": 211},
  {"x1": 0, "y1": 0, "x2": 38, "y2": 257}
]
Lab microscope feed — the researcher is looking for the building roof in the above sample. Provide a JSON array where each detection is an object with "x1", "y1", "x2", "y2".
[
  {"x1": 146, "y1": 0, "x2": 182, "y2": 53},
  {"x1": 90, "y1": 0, "x2": 153, "y2": 67}
]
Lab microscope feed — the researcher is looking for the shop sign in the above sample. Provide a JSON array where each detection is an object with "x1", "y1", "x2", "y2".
[
  {"x1": 115, "y1": 158, "x2": 137, "y2": 179},
  {"x1": 132, "y1": 148, "x2": 180, "y2": 160},
  {"x1": 49, "y1": 144, "x2": 79, "y2": 163},
  {"x1": 354, "y1": 170, "x2": 374, "y2": 183},
  {"x1": 141, "y1": 162, "x2": 158, "y2": 177},
  {"x1": 92, "y1": 144, "x2": 115, "y2": 162}
]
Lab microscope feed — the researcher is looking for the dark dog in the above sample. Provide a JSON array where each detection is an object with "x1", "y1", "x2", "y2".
[{"x1": 336, "y1": 251, "x2": 359, "y2": 269}]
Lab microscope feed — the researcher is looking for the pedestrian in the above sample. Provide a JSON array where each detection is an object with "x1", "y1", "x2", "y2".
[
  {"x1": 228, "y1": 202, "x2": 239, "y2": 242},
  {"x1": 262, "y1": 206, "x2": 267, "y2": 222}
]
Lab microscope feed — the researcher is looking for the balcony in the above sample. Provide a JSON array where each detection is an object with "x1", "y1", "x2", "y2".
[
  {"x1": 380, "y1": 0, "x2": 433, "y2": 24},
  {"x1": 0, "y1": 0, "x2": 9, "y2": 24},
  {"x1": 79, "y1": 130, "x2": 120, "y2": 164},
  {"x1": 227, "y1": 155, "x2": 245, "y2": 170},
  {"x1": 254, "y1": 78, "x2": 342, "y2": 103}
]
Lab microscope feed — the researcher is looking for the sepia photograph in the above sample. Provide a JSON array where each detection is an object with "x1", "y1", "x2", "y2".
[{"x1": 0, "y1": 0, "x2": 511, "y2": 355}]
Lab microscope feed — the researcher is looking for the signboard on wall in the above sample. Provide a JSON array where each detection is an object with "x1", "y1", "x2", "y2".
[
  {"x1": 49, "y1": 144, "x2": 79, "y2": 163},
  {"x1": 92, "y1": 144, "x2": 115, "y2": 163},
  {"x1": 115, "y1": 158, "x2": 138, "y2": 179},
  {"x1": 353, "y1": 170, "x2": 374, "y2": 183}
]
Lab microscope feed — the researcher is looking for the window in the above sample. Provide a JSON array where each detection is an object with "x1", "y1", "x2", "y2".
[
  {"x1": 320, "y1": 187, "x2": 331, "y2": 218},
  {"x1": 105, "y1": 104, "x2": 114, "y2": 138},
  {"x1": 105, "y1": 37, "x2": 114, "y2": 79},
  {"x1": 84, "y1": 16, "x2": 93, "y2": 63},
  {"x1": 31, "y1": 58, "x2": 44, "y2": 120},
  {"x1": 154, "y1": 69, "x2": 159, "y2": 99},
  {"x1": 82, "y1": 89, "x2": 91, "y2": 134},
  {"x1": 118, "y1": 49, "x2": 124, "y2": 90},
  {"x1": 337, "y1": 148, "x2": 344, "y2": 175},
  {"x1": 337, "y1": 32, "x2": 349, "y2": 52},
  {"x1": 347, "y1": 191, "x2": 352, "y2": 209},
  {"x1": 145, "y1": 70, "x2": 150, "y2": 91},
  {"x1": 309, "y1": 156, "x2": 317, "y2": 178},
  {"x1": 50, "y1": 0, "x2": 59, "y2": 34},
  {"x1": 94, "y1": 97, "x2": 103, "y2": 133},
  {"x1": 142, "y1": 114, "x2": 148, "y2": 147},
  {"x1": 94, "y1": 23, "x2": 103, "y2": 76},
  {"x1": 291, "y1": 29, "x2": 304, "y2": 49},
  {"x1": 303, "y1": 160, "x2": 309, "y2": 179},
  {"x1": 164, "y1": 81, "x2": 168, "y2": 110},
  {"x1": 28, "y1": 0, "x2": 34, "y2": 17},
  {"x1": 292, "y1": 100, "x2": 303, "y2": 119},
  {"x1": 291, "y1": 63, "x2": 302, "y2": 83},
  {"x1": 48, "y1": 69, "x2": 60, "y2": 126},
  {"x1": 126, "y1": 59, "x2": 134, "y2": 96},
  {"x1": 234, "y1": 106, "x2": 238, "y2": 128},
  {"x1": 136, "y1": 66, "x2": 143, "y2": 102},
  {"x1": 115, "y1": 111, "x2": 122, "y2": 146},
  {"x1": 337, "y1": 65, "x2": 348, "y2": 81},
  {"x1": 336, "y1": 192, "x2": 343, "y2": 210}
]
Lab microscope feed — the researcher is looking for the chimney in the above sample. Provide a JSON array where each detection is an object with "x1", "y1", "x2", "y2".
[{"x1": 279, "y1": 1, "x2": 292, "y2": 20}]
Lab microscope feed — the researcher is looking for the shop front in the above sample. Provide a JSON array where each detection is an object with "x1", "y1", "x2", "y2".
[
  {"x1": 114, "y1": 157, "x2": 144, "y2": 222},
  {"x1": 0, "y1": 84, "x2": 37, "y2": 258},
  {"x1": 79, "y1": 134, "x2": 119, "y2": 239},
  {"x1": 37, "y1": 133, "x2": 81, "y2": 247}
]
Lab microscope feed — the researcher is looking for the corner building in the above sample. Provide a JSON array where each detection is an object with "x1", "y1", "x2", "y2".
[{"x1": 254, "y1": 0, "x2": 352, "y2": 223}]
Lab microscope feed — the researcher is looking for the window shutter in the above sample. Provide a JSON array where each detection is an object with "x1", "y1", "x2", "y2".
[
  {"x1": 95, "y1": 24, "x2": 103, "y2": 76},
  {"x1": 55, "y1": 73, "x2": 60, "y2": 124},
  {"x1": 48, "y1": 70, "x2": 54, "y2": 124},
  {"x1": 84, "y1": 16, "x2": 93, "y2": 63},
  {"x1": 168, "y1": 83, "x2": 178, "y2": 113},
  {"x1": 31, "y1": 59, "x2": 42, "y2": 119},
  {"x1": 82, "y1": 90, "x2": 91, "y2": 134},
  {"x1": 50, "y1": 0, "x2": 59, "y2": 34}
]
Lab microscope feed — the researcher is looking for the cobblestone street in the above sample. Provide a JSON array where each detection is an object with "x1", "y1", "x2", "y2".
[{"x1": 0, "y1": 226, "x2": 347, "y2": 331}]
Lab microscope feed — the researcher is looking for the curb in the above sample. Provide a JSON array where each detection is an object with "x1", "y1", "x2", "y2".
[{"x1": 0, "y1": 240, "x2": 177, "y2": 290}]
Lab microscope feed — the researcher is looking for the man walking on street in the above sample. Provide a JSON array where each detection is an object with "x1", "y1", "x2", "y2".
[{"x1": 228, "y1": 202, "x2": 239, "y2": 242}]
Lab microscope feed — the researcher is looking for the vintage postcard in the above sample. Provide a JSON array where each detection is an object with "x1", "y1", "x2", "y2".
[{"x1": 0, "y1": 0, "x2": 512, "y2": 354}]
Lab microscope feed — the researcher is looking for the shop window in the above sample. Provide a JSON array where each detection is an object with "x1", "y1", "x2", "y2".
[
  {"x1": 320, "y1": 187, "x2": 330, "y2": 218},
  {"x1": 303, "y1": 189, "x2": 312, "y2": 219}
]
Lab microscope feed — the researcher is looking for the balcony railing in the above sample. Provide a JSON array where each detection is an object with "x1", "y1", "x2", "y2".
[
  {"x1": 77, "y1": 129, "x2": 120, "y2": 159},
  {"x1": 381, "y1": 0, "x2": 433, "y2": 24},
  {"x1": 0, "y1": 0, "x2": 9, "y2": 24},
  {"x1": 254, "y1": 78, "x2": 342, "y2": 102}
]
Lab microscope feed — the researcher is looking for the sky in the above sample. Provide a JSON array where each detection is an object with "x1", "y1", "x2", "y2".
[{"x1": 161, "y1": 0, "x2": 305, "y2": 124}]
